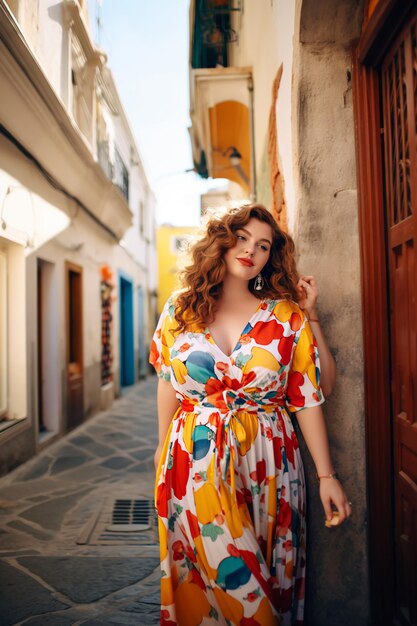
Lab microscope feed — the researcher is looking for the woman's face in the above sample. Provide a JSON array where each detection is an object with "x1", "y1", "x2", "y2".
[{"x1": 224, "y1": 217, "x2": 273, "y2": 282}]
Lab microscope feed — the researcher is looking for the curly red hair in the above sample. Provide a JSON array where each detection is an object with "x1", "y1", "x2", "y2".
[{"x1": 173, "y1": 204, "x2": 299, "y2": 332}]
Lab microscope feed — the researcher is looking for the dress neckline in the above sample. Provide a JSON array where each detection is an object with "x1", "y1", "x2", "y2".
[{"x1": 205, "y1": 299, "x2": 265, "y2": 359}]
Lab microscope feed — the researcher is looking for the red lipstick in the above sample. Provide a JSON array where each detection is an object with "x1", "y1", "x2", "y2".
[{"x1": 237, "y1": 257, "x2": 254, "y2": 267}]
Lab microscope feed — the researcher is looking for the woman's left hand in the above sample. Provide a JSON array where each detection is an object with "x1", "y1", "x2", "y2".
[
  {"x1": 319, "y1": 478, "x2": 352, "y2": 526},
  {"x1": 297, "y1": 275, "x2": 318, "y2": 315}
]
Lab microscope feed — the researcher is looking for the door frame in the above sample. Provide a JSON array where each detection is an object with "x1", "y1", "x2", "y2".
[
  {"x1": 36, "y1": 257, "x2": 59, "y2": 443},
  {"x1": 118, "y1": 270, "x2": 135, "y2": 387},
  {"x1": 137, "y1": 284, "x2": 147, "y2": 379},
  {"x1": 65, "y1": 260, "x2": 84, "y2": 429},
  {"x1": 352, "y1": 0, "x2": 416, "y2": 623}
]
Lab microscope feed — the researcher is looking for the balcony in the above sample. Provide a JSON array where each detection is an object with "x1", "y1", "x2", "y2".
[
  {"x1": 97, "y1": 142, "x2": 129, "y2": 204},
  {"x1": 191, "y1": 0, "x2": 241, "y2": 69},
  {"x1": 97, "y1": 140, "x2": 114, "y2": 182},
  {"x1": 114, "y1": 149, "x2": 129, "y2": 203}
]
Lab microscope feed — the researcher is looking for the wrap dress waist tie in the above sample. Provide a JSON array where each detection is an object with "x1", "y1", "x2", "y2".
[{"x1": 180, "y1": 389, "x2": 286, "y2": 491}]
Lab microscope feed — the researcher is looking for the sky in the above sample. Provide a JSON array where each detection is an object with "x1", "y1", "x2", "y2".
[{"x1": 88, "y1": 0, "x2": 218, "y2": 226}]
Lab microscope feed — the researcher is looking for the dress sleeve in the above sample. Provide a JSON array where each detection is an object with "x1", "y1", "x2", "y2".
[
  {"x1": 285, "y1": 312, "x2": 325, "y2": 412},
  {"x1": 149, "y1": 298, "x2": 175, "y2": 381}
]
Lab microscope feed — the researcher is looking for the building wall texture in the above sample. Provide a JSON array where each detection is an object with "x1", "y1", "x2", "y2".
[
  {"x1": 0, "y1": 0, "x2": 156, "y2": 477},
  {"x1": 292, "y1": 1, "x2": 369, "y2": 623}
]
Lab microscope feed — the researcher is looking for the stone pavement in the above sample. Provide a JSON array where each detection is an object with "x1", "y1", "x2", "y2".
[{"x1": 0, "y1": 377, "x2": 161, "y2": 626}]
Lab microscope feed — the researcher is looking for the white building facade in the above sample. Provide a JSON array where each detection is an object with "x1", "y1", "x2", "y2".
[{"x1": 0, "y1": 0, "x2": 156, "y2": 475}]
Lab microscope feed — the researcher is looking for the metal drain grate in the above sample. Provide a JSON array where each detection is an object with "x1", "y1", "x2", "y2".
[
  {"x1": 77, "y1": 494, "x2": 158, "y2": 546},
  {"x1": 107, "y1": 499, "x2": 152, "y2": 532}
]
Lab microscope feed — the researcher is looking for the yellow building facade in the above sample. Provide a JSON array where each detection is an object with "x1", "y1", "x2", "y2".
[{"x1": 157, "y1": 225, "x2": 199, "y2": 314}]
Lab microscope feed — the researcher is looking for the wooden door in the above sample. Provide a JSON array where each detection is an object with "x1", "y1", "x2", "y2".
[
  {"x1": 66, "y1": 262, "x2": 84, "y2": 429},
  {"x1": 380, "y1": 14, "x2": 417, "y2": 626},
  {"x1": 119, "y1": 275, "x2": 135, "y2": 386}
]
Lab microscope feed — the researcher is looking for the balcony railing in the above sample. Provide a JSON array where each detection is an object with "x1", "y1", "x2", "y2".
[
  {"x1": 114, "y1": 149, "x2": 129, "y2": 203},
  {"x1": 97, "y1": 140, "x2": 114, "y2": 181},
  {"x1": 192, "y1": 0, "x2": 240, "y2": 69},
  {"x1": 97, "y1": 142, "x2": 129, "y2": 203}
]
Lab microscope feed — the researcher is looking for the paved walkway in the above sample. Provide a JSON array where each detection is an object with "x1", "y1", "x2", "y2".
[{"x1": 0, "y1": 377, "x2": 160, "y2": 626}]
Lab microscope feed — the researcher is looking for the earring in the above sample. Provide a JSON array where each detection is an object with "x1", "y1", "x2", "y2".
[{"x1": 254, "y1": 273, "x2": 264, "y2": 291}]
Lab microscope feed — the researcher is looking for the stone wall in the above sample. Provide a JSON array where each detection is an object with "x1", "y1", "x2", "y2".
[{"x1": 292, "y1": 1, "x2": 370, "y2": 624}]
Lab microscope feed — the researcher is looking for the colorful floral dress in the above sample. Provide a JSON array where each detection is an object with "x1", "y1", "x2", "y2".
[{"x1": 149, "y1": 297, "x2": 324, "y2": 626}]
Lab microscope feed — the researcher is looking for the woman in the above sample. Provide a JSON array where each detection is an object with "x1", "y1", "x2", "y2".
[{"x1": 149, "y1": 204, "x2": 351, "y2": 626}]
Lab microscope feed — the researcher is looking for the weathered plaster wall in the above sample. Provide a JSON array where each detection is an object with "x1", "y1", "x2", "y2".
[
  {"x1": 292, "y1": 1, "x2": 369, "y2": 624},
  {"x1": 231, "y1": 0, "x2": 296, "y2": 227}
]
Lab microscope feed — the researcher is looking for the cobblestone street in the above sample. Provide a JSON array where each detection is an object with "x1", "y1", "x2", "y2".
[{"x1": 0, "y1": 377, "x2": 160, "y2": 626}]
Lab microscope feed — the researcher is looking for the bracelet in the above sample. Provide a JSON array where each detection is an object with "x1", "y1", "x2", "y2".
[
  {"x1": 316, "y1": 472, "x2": 339, "y2": 481},
  {"x1": 308, "y1": 317, "x2": 319, "y2": 323}
]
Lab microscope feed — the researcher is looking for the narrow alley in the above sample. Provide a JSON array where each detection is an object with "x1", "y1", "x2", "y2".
[{"x1": 0, "y1": 378, "x2": 159, "y2": 626}]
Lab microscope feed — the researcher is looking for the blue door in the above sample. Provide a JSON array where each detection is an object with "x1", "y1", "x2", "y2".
[
  {"x1": 137, "y1": 286, "x2": 147, "y2": 378},
  {"x1": 119, "y1": 273, "x2": 134, "y2": 386}
]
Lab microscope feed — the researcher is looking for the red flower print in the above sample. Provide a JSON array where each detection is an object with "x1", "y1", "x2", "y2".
[
  {"x1": 241, "y1": 618, "x2": 260, "y2": 626},
  {"x1": 215, "y1": 513, "x2": 225, "y2": 524},
  {"x1": 221, "y1": 375, "x2": 242, "y2": 391},
  {"x1": 208, "y1": 412, "x2": 220, "y2": 426},
  {"x1": 246, "y1": 592, "x2": 259, "y2": 602},
  {"x1": 286, "y1": 371, "x2": 305, "y2": 409},
  {"x1": 161, "y1": 609, "x2": 176, "y2": 626},
  {"x1": 256, "y1": 459, "x2": 266, "y2": 484},
  {"x1": 190, "y1": 566, "x2": 206, "y2": 590},
  {"x1": 278, "y1": 500, "x2": 292, "y2": 531},
  {"x1": 156, "y1": 480, "x2": 168, "y2": 518},
  {"x1": 241, "y1": 371, "x2": 257, "y2": 387},
  {"x1": 185, "y1": 543, "x2": 196, "y2": 562},
  {"x1": 216, "y1": 362, "x2": 229, "y2": 372},
  {"x1": 251, "y1": 320, "x2": 283, "y2": 345},
  {"x1": 265, "y1": 427, "x2": 273, "y2": 440},
  {"x1": 240, "y1": 549, "x2": 261, "y2": 575},
  {"x1": 149, "y1": 340, "x2": 161, "y2": 372},
  {"x1": 178, "y1": 343, "x2": 190, "y2": 352},
  {"x1": 172, "y1": 540, "x2": 185, "y2": 561},
  {"x1": 165, "y1": 440, "x2": 190, "y2": 500},
  {"x1": 237, "y1": 487, "x2": 253, "y2": 504},
  {"x1": 289, "y1": 312, "x2": 302, "y2": 331},
  {"x1": 283, "y1": 428, "x2": 295, "y2": 467},
  {"x1": 240, "y1": 334, "x2": 251, "y2": 344},
  {"x1": 186, "y1": 510, "x2": 200, "y2": 539},
  {"x1": 278, "y1": 334, "x2": 295, "y2": 365},
  {"x1": 205, "y1": 377, "x2": 226, "y2": 397},
  {"x1": 179, "y1": 396, "x2": 197, "y2": 412},
  {"x1": 272, "y1": 437, "x2": 282, "y2": 469},
  {"x1": 291, "y1": 430, "x2": 299, "y2": 450},
  {"x1": 194, "y1": 472, "x2": 203, "y2": 482},
  {"x1": 227, "y1": 543, "x2": 240, "y2": 557}
]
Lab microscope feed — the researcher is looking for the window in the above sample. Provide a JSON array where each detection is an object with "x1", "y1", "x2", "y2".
[
  {"x1": 171, "y1": 236, "x2": 190, "y2": 254},
  {"x1": 0, "y1": 251, "x2": 7, "y2": 417},
  {"x1": 114, "y1": 149, "x2": 129, "y2": 202},
  {"x1": 139, "y1": 200, "x2": 144, "y2": 236}
]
